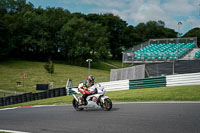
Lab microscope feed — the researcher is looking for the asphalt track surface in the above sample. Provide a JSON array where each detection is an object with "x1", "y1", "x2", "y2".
[{"x1": 0, "y1": 102, "x2": 200, "y2": 133}]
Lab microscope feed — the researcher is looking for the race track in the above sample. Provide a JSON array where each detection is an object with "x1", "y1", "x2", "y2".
[{"x1": 0, "y1": 102, "x2": 200, "y2": 133}]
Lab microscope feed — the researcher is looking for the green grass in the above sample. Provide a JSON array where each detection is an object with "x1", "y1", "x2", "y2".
[
  {"x1": 92, "y1": 61, "x2": 115, "y2": 71},
  {"x1": 0, "y1": 59, "x2": 131, "y2": 94},
  {"x1": 0, "y1": 92, "x2": 13, "y2": 97},
  {"x1": 1, "y1": 85, "x2": 200, "y2": 109},
  {"x1": 0, "y1": 60, "x2": 110, "y2": 93},
  {"x1": 108, "y1": 85, "x2": 200, "y2": 102},
  {"x1": 105, "y1": 60, "x2": 131, "y2": 68}
]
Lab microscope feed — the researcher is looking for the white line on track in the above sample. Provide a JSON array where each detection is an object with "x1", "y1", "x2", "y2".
[
  {"x1": 0, "y1": 104, "x2": 71, "y2": 111},
  {"x1": 0, "y1": 129, "x2": 30, "y2": 133},
  {"x1": 0, "y1": 107, "x2": 18, "y2": 111}
]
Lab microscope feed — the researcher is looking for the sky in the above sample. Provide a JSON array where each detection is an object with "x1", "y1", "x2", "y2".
[{"x1": 27, "y1": 0, "x2": 200, "y2": 35}]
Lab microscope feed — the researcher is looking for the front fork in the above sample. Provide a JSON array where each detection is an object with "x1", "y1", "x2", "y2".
[
  {"x1": 72, "y1": 94, "x2": 79, "y2": 102},
  {"x1": 100, "y1": 96, "x2": 109, "y2": 103}
]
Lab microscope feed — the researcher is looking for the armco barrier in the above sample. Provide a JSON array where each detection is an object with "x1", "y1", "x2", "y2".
[
  {"x1": 100, "y1": 80, "x2": 129, "y2": 91},
  {"x1": 129, "y1": 76, "x2": 166, "y2": 89},
  {"x1": 0, "y1": 87, "x2": 67, "y2": 106},
  {"x1": 166, "y1": 72, "x2": 200, "y2": 86}
]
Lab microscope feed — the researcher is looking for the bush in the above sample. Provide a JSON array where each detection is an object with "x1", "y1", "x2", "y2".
[{"x1": 44, "y1": 59, "x2": 54, "y2": 74}]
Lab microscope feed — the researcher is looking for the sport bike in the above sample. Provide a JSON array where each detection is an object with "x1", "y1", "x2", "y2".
[{"x1": 72, "y1": 84, "x2": 112, "y2": 111}]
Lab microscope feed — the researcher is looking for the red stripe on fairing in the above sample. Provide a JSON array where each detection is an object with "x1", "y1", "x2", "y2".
[{"x1": 16, "y1": 106, "x2": 34, "y2": 108}]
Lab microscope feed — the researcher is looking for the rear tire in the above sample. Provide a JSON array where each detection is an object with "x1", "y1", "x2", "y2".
[
  {"x1": 101, "y1": 98, "x2": 112, "y2": 111},
  {"x1": 72, "y1": 99, "x2": 83, "y2": 111}
]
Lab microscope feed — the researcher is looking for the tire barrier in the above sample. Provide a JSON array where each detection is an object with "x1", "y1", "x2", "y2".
[{"x1": 0, "y1": 87, "x2": 67, "y2": 106}]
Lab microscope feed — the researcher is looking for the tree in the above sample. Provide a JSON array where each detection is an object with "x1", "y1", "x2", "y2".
[
  {"x1": 59, "y1": 17, "x2": 109, "y2": 65},
  {"x1": 43, "y1": 7, "x2": 71, "y2": 59},
  {"x1": 21, "y1": 8, "x2": 50, "y2": 59},
  {"x1": 184, "y1": 28, "x2": 200, "y2": 47},
  {"x1": 44, "y1": 58, "x2": 54, "y2": 74},
  {"x1": 134, "y1": 20, "x2": 177, "y2": 44},
  {"x1": 0, "y1": 17, "x2": 10, "y2": 60},
  {"x1": 86, "y1": 13, "x2": 128, "y2": 59},
  {"x1": 122, "y1": 25, "x2": 139, "y2": 49},
  {"x1": 0, "y1": 0, "x2": 182, "y2": 62}
]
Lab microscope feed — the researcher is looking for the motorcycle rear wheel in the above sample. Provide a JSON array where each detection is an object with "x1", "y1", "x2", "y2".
[
  {"x1": 101, "y1": 98, "x2": 112, "y2": 111},
  {"x1": 72, "y1": 99, "x2": 84, "y2": 111}
]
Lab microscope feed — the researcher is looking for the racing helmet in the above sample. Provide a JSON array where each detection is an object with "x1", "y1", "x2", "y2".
[{"x1": 88, "y1": 75, "x2": 95, "y2": 85}]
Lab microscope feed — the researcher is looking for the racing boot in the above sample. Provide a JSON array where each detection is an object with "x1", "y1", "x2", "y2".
[
  {"x1": 83, "y1": 97, "x2": 87, "y2": 105},
  {"x1": 78, "y1": 97, "x2": 84, "y2": 105}
]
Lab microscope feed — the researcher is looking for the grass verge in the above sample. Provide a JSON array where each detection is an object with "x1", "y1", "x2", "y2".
[
  {"x1": 105, "y1": 60, "x2": 131, "y2": 68},
  {"x1": 0, "y1": 92, "x2": 13, "y2": 98},
  {"x1": 108, "y1": 85, "x2": 200, "y2": 102},
  {"x1": 0, "y1": 60, "x2": 110, "y2": 93}
]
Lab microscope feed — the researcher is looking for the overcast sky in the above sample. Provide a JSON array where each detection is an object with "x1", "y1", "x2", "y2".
[{"x1": 27, "y1": 0, "x2": 200, "y2": 35}]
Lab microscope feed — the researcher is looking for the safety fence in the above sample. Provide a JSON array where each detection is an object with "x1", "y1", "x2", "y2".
[
  {"x1": 110, "y1": 65, "x2": 145, "y2": 81},
  {"x1": 0, "y1": 87, "x2": 66, "y2": 106},
  {"x1": 145, "y1": 60, "x2": 200, "y2": 77}
]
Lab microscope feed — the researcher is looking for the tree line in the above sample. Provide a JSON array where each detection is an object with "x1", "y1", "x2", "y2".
[{"x1": 0, "y1": 0, "x2": 199, "y2": 65}]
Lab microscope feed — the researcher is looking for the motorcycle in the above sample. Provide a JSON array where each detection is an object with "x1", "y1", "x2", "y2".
[{"x1": 72, "y1": 84, "x2": 112, "y2": 111}]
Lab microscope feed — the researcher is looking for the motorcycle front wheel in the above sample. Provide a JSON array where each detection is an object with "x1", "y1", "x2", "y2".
[
  {"x1": 101, "y1": 98, "x2": 112, "y2": 111},
  {"x1": 72, "y1": 99, "x2": 84, "y2": 111}
]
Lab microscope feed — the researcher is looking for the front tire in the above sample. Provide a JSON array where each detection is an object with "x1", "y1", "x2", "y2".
[
  {"x1": 72, "y1": 99, "x2": 83, "y2": 111},
  {"x1": 101, "y1": 98, "x2": 112, "y2": 111}
]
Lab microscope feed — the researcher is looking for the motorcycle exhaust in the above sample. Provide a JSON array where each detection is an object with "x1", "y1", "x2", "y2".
[{"x1": 72, "y1": 94, "x2": 79, "y2": 102}]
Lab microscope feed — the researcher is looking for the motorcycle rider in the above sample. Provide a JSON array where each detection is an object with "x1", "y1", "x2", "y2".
[{"x1": 78, "y1": 75, "x2": 95, "y2": 105}]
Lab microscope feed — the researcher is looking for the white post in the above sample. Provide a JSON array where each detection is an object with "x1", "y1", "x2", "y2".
[
  {"x1": 172, "y1": 61, "x2": 175, "y2": 75},
  {"x1": 173, "y1": 22, "x2": 182, "y2": 75},
  {"x1": 86, "y1": 59, "x2": 92, "y2": 75},
  {"x1": 122, "y1": 52, "x2": 124, "y2": 68}
]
